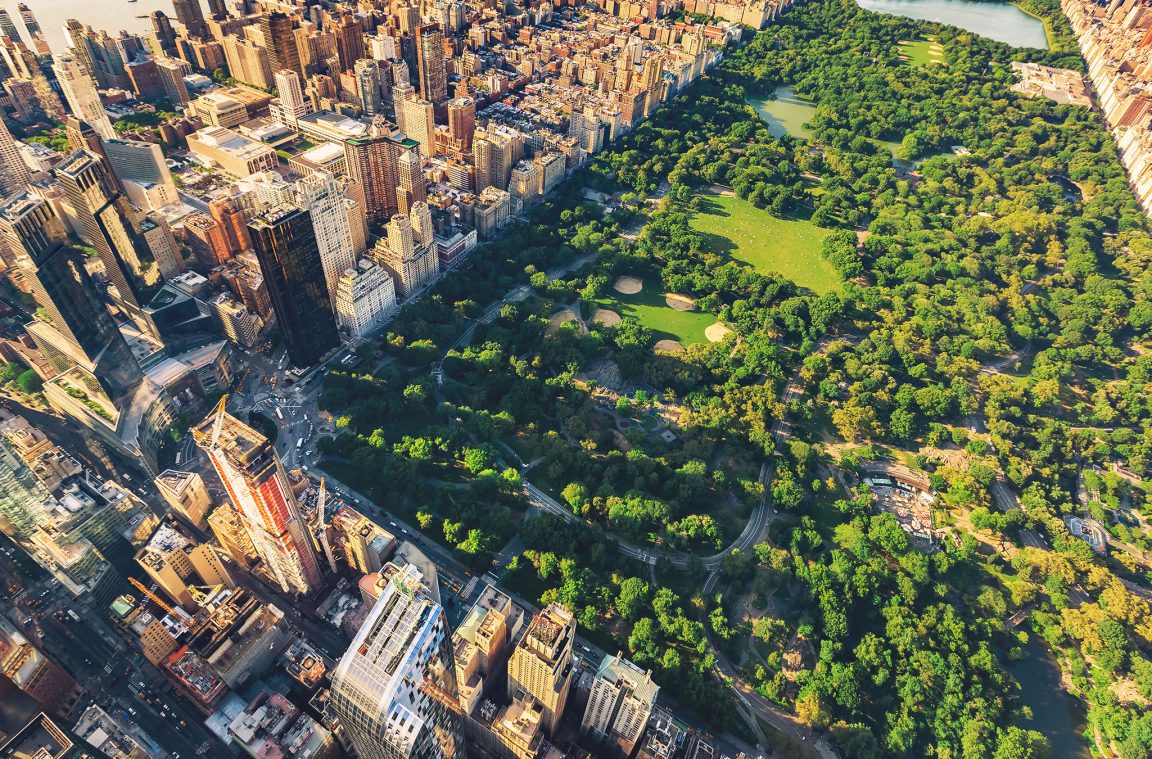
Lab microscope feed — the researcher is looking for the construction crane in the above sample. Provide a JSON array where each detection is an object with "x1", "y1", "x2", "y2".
[
  {"x1": 187, "y1": 584, "x2": 224, "y2": 607},
  {"x1": 128, "y1": 577, "x2": 193, "y2": 622}
]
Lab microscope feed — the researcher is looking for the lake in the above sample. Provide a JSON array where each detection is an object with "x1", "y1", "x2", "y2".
[
  {"x1": 746, "y1": 86, "x2": 816, "y2": 140},
  {"x1": 1010, "y1": 635, "x2": 1091, "y2": 758},
  {"x1": 1, "y1": 0, "x2": 209, "y2": 53},
  {"x1": 856, "y1": 0, "x2": 1050, "y2": 49}
]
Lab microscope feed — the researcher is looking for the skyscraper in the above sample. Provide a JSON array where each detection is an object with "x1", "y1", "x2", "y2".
[
  {"x1": 415, "y1": 24, "x2": 447, "y2": 104},
  {"x1": 0, "y1": 436, "x2": 52, "y2": 541},
  {"x1": 0, "y1": 192, "x2": 143, "y2": 401},
  {"x1": 400, "y1": 97, "x2": 435, "y2": 160},
  {"x1": 52, "y1": 150, "x2": 161, "y2": 334},
  {"x1": 0, "y1": 116, "x2": 31, "y2": 196},
  {"x1": 397, "y1": 149, "x2": 426, "y2": 215},
  {"x1": 52, "y1": 54, "x2": 115, "y2": 140},
  {"x1": 171, "y1": 0, "x2": 208, "y2": 39},
  {"x1": 208, "y1": 193, "x2": 251, "y2": 256},
  {"x1": 295, "y1": 172, "x2": 357, "y2": 310},
  {"x1": 16, "y1": 3, "x2": 48, "y2": 55},
  {"x1": 272, "y1": 69, "x2": 310, "y2": 125},
  {"x1": 333, "y1": 12, "x2": 363, "y2": 73},
  {"x1": 261, "y1": 12, "x2": 300, "y2": 76},
  {"x1": 330, "y1": 564, "x2": 464, "y2": 759},
  {"x1": 344, "y1": 118, "x2": 413, "y2": 222},
  {"x1": 151, "y1": 11, "x2": 178, "y2": 55},
  {"x1": 248, "y1": 205, "x2": 340, "y2": 366},
  {"x1": 507, "y1": 604, "x2": 575, "y2": 737},
  {"x1": 193, "y1": 401, "x2": 322, "y2": 595},
  {"x1": 354, "y1": 59, "x2": 382, "y2": 117},
  {"x1": 0, "y1": 9, "x2": 21, "y2": 40},
  {"x1": 580, "y1": 653, "x2": 659, "y2": 756},
  {"x1": 447, "y1": 96, "x2": 476, "y2": 152},
  {"x1": 474, "y1": 132, "x2": 513, "y2": 192}
]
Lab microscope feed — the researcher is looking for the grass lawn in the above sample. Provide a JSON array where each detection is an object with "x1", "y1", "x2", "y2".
[
  {"x1": 898, "y1": 36, "x2": 944, "y2": 67},
  {"x1": 689, "y1": 192, "x2": 841, "y2": 295},
  {"x1": 591, "y1": 287, "x2": 717, "y2": 345}
]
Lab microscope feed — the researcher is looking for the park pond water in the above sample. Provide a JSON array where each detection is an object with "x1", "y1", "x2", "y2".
[
  {"x1": 746, "y1": 86, "x2": 817, "y2": 140},
  {"x1": 1010, "y1": 636, "x2": 1092, "y2": 757},
  {"x1": 856, "y1": 0, "x2": 1050, "y2": 49}
]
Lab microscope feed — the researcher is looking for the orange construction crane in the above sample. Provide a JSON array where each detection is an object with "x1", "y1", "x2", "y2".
[{"x1": 128, "y1": 577, "x2": 193, "y2": 622}]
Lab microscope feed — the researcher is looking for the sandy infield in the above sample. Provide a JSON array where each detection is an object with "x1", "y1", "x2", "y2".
[
  {"x1": 546, "y1": 309, "x2": 580, "y2": 336},
  {"x1": 613, "y1": 276, "x2": 643, "y2": 294},
  {"x1": 592, "y1": 308, "x2": 621, "y2": 327},
  {"x1": 705, "y1": 322, "x2": 733, "y2": 343},
  {"x1": 654, "y1": 339, "x2": 685, "y2": 352},
  {"x1": 664, "y1": 293, "x2": 696, "y2": 311}
]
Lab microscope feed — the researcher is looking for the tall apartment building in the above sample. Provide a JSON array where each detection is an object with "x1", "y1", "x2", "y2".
[
  {"x1": 207, "y1": 503, "x2": 258, "y2": 567},
  {"x1": 474, "y1": 133, "x2": 514, "y2": 192},
  {"x1": 415, "y1": 23, "x2": 448, "y2": 104},
  {"x1": 0, "y1": 615, "x2": 83, "y2": 719},
  {"x1": 140, "y1": 214, "x2": 184, "y2": 280},
  {"x1": 355, "y1": 59, "x2": 383, "y2": 116},
  {"x1": 580, "y1": 652, "x2": 659, "y2": 756},
  {"x1": 334, "y1": 258, "x2": 397, "y2": 338},
  {"x1": 295, "y1": 171, "x2": 358, "y2": 309},
  {"x1": 330, "y1": 564, "x2": 464, "y2": 759},
  {"x1": 211, "y1": 293, "x2": 262, "y2": 348},
  {"x1": 261, "y1": 12, "x2": 301, "y2": 76},
  {"x1": 135, "y1": 523, "x2": 234, "y2": 609},
  {"x1": 154, "y1": 469, "x2": 213, "y2": 529},
  {"x1": 208, "y1": 194, "x2": 252, "y2": 256},
  {"x1": 401, "y1": 96, "x2": 436, "y2": 159},
  {"x1": 397, "y1": 148, "x2": 427, "y2": 215},
  {"x1": 272, "y1": 69, "x2": 311, "y2": 125},
  {"x1": 344, "y1": 118, "x2": 419, "y2": 222},
  {"x1": 372, "y1": 212, "x2": 439, "y2": 298},
  {"x1": 507, "y1": 604, "x2": 575, "y2": 737},
  {"x1": 172, "y1": 0, "x2": 208, "y2": 39},
  {"x1": 183, "y1": 212, "x2": 230, "y2": 269},
  {"x1": 447, "y1": 96, "x2": 476, "y2": 152},
  {"x1": 52, "y1": 53, "x2": 115, "y2": 140},
  {"x1": 193, "y1": 402, "x2": 322, "y2": 595},
  {"x1": 248, "y1": 204, "x2": 341, "y2": 366}
]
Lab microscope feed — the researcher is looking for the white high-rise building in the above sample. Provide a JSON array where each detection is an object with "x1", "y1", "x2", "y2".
[
  {"x1": 296, "y1": 171, "x2": 357, "y2": 310},
  {"x1": 0, "y1": 117, "x2": 31, "y2": 197},
  {"x1": 53, "y1": 53, "x2": 115, "y2": 140},
  {"x1": 334, "y1": 258, "x2": 397, "y2": 338},
  {"x1": 330, "y1": 564, "x2": 464, "y2": 759},
  {"x1": 580, "y1": 652, "x2": 659, "y2": 756},
  {"x1": 272, "y1": 69, "x2": 311, "y2": 126}
]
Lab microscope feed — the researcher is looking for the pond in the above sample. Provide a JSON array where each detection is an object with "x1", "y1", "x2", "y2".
[
  {"x1": 856, "y1": 0, "x2": 1050, "y2": 49},
  {"x1": 1010, "y1": 635, "x2": 1091, "y2": 758},
  {"x1": 746, "y1": 86, "x2": 817, "y2": 140}
]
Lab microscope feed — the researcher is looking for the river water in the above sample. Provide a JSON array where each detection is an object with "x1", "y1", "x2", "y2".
[
  {"x1": 856, "y1": 0, "x2": 1050, "y2": 48},
  {"x1": 1, "y1": 0, "x2": 207, "y2": 53},
  {"x1": 1010, "y1": 636, "x2": 1092, "y2": 757}
]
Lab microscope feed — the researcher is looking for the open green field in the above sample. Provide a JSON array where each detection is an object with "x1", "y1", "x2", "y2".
[
  {"x1": 688, "y1": 192, "x2": 841, "y2": 294},
  {"x1": 898, "y1": 36, "x2": 944, "y2": 67},
  {"x1": 591, "y1": 287, "x2": 718, "y2": 346}
]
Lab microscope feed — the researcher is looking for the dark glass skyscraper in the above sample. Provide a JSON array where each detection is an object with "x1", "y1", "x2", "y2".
[
  {"x1": 0, "y1": 192, "x2": 142, "y2": 401},
  {"x1": 248, "y1": 205, "x2": 339, "y2": 367},
  {"x1": 52, "y1": 150, "x2": 161, "y2": 337}
]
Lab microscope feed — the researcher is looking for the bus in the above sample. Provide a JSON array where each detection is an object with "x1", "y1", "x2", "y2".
[
  {"x1": 275, "y1": 407, "x2": 284, "y2": 421},
  {"x1": 296, "y1": 438, "x2": 303, "y2": 451},
  {"x1": 175, "y1": 453, "x2": 182, "y2": 466}
]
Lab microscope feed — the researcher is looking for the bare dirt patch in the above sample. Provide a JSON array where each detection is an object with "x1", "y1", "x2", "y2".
[
  {"x1": 545, "y1": 309, "x2": 582, "y2": 337},
  {"x1": 592, "y1": 308, "x2": 621, "y2": 327},
  {"x1": 654, "y1": 339, "x2": 685, "y2": 353},
  {"x1": 613, "y1": 276, "x2": 643, "y2": 295},
  {"x1": 705, "y1": 322, "x2": 733, "y2": 343},
  {"x1": 664, "y1": 293, "x2": 696, "y2": 311}
]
